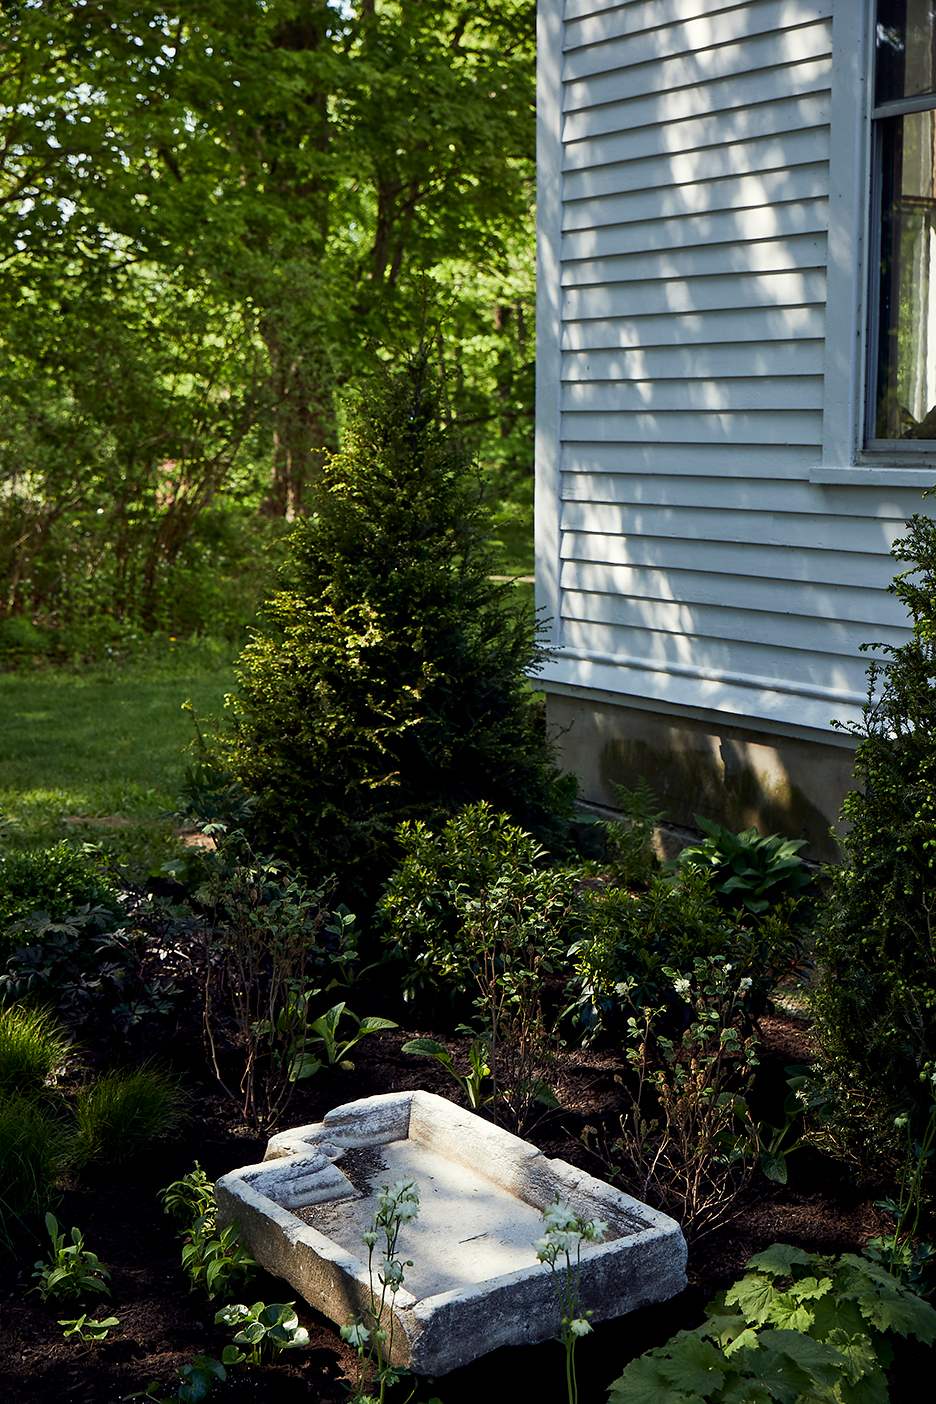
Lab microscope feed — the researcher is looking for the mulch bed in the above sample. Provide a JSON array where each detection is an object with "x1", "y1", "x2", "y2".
[{"x1": 0, "y1": 999, "x2": 928, "y2": 1403}]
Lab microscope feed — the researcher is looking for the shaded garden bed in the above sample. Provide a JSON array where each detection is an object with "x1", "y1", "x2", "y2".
[{"x1": 2, "y1": 1006, "x2": 925, "y2": 1404}]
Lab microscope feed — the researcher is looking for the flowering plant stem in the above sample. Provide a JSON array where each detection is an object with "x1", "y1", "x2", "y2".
[
  {"x1": 341, "y1": 1178, "x2": 420, "y2": 1404},
  {"x1": 533, "y1": 1197, "x2": 607, "y2": 1404}
]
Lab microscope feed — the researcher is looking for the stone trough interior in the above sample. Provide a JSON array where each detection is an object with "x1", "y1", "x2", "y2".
[{"x1": 215, "y1": 1090, "x2": 688, "y2": 1376}]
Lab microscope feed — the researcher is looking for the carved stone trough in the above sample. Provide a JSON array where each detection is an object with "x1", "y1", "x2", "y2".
[{"x1": 215, "y1": 1090, "x2": 687, "y2": 1376}]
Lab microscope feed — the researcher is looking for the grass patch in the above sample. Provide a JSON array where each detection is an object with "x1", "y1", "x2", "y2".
[{"x1": 0, "y1": 640, "x2": 236, "y2": 879}]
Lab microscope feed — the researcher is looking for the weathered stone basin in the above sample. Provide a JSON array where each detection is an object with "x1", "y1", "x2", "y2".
[{"x1": 215, "y1": 1090, "x2": 687, "y2": 1376}]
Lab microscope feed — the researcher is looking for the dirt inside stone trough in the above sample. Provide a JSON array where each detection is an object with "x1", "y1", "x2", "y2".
[{"x1": 0, "y1": 1009, "x2": 930, "y2": 1403}]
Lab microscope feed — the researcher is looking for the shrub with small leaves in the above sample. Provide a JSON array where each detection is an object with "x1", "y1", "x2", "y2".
[{"x1": 607, "y1": 1243, "x2": 936, "y2": 1403}]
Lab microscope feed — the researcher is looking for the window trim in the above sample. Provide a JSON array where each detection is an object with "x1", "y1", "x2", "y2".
[{"x1": 822, "y1": 0, "x2": 936, "y2": 471}]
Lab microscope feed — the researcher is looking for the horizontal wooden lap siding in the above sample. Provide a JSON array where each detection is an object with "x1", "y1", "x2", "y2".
[
  {"x1": 558, "y1": 561, "x2": 910, "y2": 630},
  {"x1": 540, "y1": 0, "x2": 918, "y2": 728}
]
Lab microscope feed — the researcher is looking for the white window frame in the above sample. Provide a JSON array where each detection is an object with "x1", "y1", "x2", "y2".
[{"x1": 813, "y1": 0, "x2": 936, "y2": 485}]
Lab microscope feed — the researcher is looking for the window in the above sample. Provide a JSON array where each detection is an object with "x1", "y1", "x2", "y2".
[{"x1": 869, "y1": 1, "x2": 936, "y2": 443}]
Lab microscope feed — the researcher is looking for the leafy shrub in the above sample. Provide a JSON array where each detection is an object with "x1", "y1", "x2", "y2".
[
  {"x1": 586, "y1": 955, "x2": 761, "y2": 1243},
  {"x1": 161, "y1": 1164, "x2": 258, "y2": 1302},
  {"x1": 200, "y1": 837, "x2": 373, "y2": 1131},
  {"x1": 676, "y1": 815, "x2": 812, "y2": 917},
  {"x1": 608, "y1": 1244, "x2": 936, "y2": 1402},
  {"x1": 599, "y1": 779, "x2": 666, "y2": 886},
  {"x1": 0, "y1": 1095, "x2": 67, "y2": 1244},
  {"x1": 0, "y1": 1004, "x2": 70, "y2": 1101},
  {"x1": 570, "y1": 870, "x2": 804, "y2": 1040},
  {"x1": 382, "y1": 802, "x2": 576, "y2": 1132},
  {"x1": 73, "y1": 1066, "x2": 184, "y2": 1164},
  {"x1": 814, "y1": 506, "x2": 936, "y2": 1142},
  {"x1": 0, "y1": 841, "x2": 122, "y2": 959},
  {"x1": 222, "y1": 357, "x2": 576, "y2": 902},
  {"x1": 0, "y1": 904, "x2": 179, "y2": 1045}
]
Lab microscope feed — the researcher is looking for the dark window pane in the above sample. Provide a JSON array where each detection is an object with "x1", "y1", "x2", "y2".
[
  {"x1": 875, "y1": 110, "x2": 936, "y2": 437},
  {"x1": 876, "y1": 0, "x2": 936, "y2": 103}
]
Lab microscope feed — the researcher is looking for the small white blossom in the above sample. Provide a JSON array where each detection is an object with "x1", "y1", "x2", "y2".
[
  {"x1": 673, "y1": 977, "x2": 691, "y2": 997},
  {"x1": 582, "y1": 1218, "x2": 608, "y2": 1242},
  {"x1": 378, "y1": 1259, "x2": 404, "y2": 1289},
  {"x1": 569, "y1": 1318, "x2": 593, "y2": 1337},
  {"x1": 361, "y1": 1229, "x2": 379, "y2": 1247},
  {"x1": 739, "y1": 977, "x2": 753, "y2": 992}
]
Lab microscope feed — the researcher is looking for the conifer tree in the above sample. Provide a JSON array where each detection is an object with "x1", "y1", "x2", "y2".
[{"x1": 223, "y1": 357, "x2": 575, "y2": 899}]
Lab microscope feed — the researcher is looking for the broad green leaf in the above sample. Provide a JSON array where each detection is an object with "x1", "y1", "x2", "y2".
[
  {"x1": 725, "y1": 1274, "x2": 780, "y2": 1324},
  {"x1": 758, "y1": 1150, "x2": 788, "y2": 1185},
  {"x1": 744, "y1": 1245, "x2": 814, "y2": 1278},
  {"x1": 657, "y1": 1335, "x2": 727, "y2": 1392},
  {"x1": 608, "y1": 1353, "x2": 697, "y2": 1403},
  {"x1": 357, "y1": 1017, "x2": 398, "y2": 1033}
]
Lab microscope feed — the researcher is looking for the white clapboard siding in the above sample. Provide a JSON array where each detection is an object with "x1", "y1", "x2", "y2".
[
  {"x1": 563, "y1": 202, "x2": 829, "y2": 261},
  {"x1": 559, "y1": 532, "x2": 898, "y2": 590},
  {"x1": 563, "y1": 235, "x2": 828, "y2": 286},
  {"x1": 560, "y1": 474, "x2": 918, "y2": 518},
  {"x1": 558, "y1": 620, "x2": 872, "y2": 693},
  {"x1": 535, "y1": 0, "x2": 922, "y2": 733},
  {"x1": 559, "y1": 562, "x2": 910, "y2": 629},
  {"x1": 563, "y1": 59, "x2": 832, "y2": 143}
]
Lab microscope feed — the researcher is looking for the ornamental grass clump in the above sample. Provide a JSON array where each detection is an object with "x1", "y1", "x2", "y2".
[{"x1": 222, "y1": 355, "x2": 575, "y2": 903}]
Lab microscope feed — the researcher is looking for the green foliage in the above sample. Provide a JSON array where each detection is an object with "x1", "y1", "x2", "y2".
[
  {"x1": 304, "y1": 1002, "x2": 397, "y2": 1073},
  {"x1": 589, "y1": 956, "x2": 761, "y2": 1243},
  {"x1": 128, "y1": 1354, "x2": 229, "y2": 1404},
  {"x1": 0, "y1": 1095, "x2": 68, "y2": 1245},
  {"x1": 224, "y1": 360, "x2": 575, "y2": 901},
  {"x1": 199, "y1": 837, "x2": 369, "y2": 1130},
  {"x1": 160, "y1": 1163, "x2": 215, "y2": 1231},
  {"x1": 402, "y1": 1035, "x2": 492, "y2": 1110},
  {"x1": 865, "y1": 1065, "x2": 936, "y2": 1298},
  {"x1": 215, "y1": 1300, "x2": 310, "y2": 1367},
  {"x1": 59, "y1": 1312, "x2": 120, "y2": 1343},
  {"x1": 29, "y1": 1211, "x2": 111, "y2": 1303},
  {"x1": 608, "y1": 1245, "x2": 936, "y2": 1403},
  {"x1": 0, "y1": 841, "x2": 122, "y2": 959},
  {"x1": 73, "y1": 1066, "x2": 184, "y2": 1165},
  {"x1": 0, "y1": 904, "x2": 180, "y2": 1045},
  {"x1": 676, "y1": 816, "x2": 812, "y2": 917},
  {"x1": 600, "y1": 779, "x2": 667, "y2": 887},
  {"x1": 814, "y1": 506, "x2": 936, "y2": 1143},
  {"x1": 570, "y1": 870, "x2": 804, "y2": 1041},
  {"x1": 161, "y1": 1165, "x2": 258, "y2": 1302},
  {"x1": 0, "y1": 1004, "x2": 70, "y2": 1102},
  {"x1": 383, "y1": 801, "x2": 576, "y2": 1132}
]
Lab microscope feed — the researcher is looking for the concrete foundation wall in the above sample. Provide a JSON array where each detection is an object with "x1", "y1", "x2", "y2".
[{"x1": 546, "y1": 685, "x2": 858, "y2": 864}]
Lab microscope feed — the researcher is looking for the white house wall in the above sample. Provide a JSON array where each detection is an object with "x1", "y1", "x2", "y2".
[{"x1": 535, "y1": 0, "x2": 932, "y2": 739}]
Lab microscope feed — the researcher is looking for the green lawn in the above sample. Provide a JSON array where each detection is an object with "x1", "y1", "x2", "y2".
[{"x1": 0, "y1": 647, "x2": 236, "y2": 873}]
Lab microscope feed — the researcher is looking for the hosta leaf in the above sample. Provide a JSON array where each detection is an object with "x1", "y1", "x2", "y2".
[
  {"x1": 758, "y1": 1151, "x2": 788, "y2": 1185},
  {"x1": 358, "y1": 1017, "x2": 397, "y2": 1033}
]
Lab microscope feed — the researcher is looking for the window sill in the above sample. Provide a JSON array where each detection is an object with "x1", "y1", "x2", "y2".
[{"x1": 808, "y1": 466, "x2": 936, "y2": 486}]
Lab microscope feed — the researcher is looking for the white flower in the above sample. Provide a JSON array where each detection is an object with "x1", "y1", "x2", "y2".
[
  {"x1": 723, "y1": 962, "x2": 733, "y2": 974},
  {"x1": 543, "y1": 1200, "x2": 577, "y2": 1231},
  {"x1": 378, "y1": 1259, "x2": 404, "y2": 1289},
  {"x1": 361, "y1": 1228, "x2": 379, "y2": 1247},
  {"x1": 569, "y1": 1318, "x2": 593, "y2": 1337},
  {"x1": 673, "y1": 977, "x2": 691, "y2": 997},
  {"x1": 582, "y1": 1218, "x2": 608, "y2": 1242},
  {"x1": 739, "y1": 977, "x2": 753, "y2": 991}
]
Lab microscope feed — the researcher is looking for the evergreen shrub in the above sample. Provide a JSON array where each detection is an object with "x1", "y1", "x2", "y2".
[
  {"x1": 814, "y1": 505, "x2": 936, "y2": 1141},
  {"x1": 222, "y1": 357, "x2": 575, "y2": 899}
]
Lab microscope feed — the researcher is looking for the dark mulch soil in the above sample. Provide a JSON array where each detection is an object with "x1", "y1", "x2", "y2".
[{"x1": 1, "y1": 1004, "x2": 928, "y2": 1403}]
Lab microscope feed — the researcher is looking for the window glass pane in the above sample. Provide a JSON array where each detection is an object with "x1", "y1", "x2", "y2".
[
  {"x1": 876, "y1": 0, "x2": 936, "y2": 104},
  {"x1": 875, "y1": 108, "x2": 936, "y2": 437}
]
